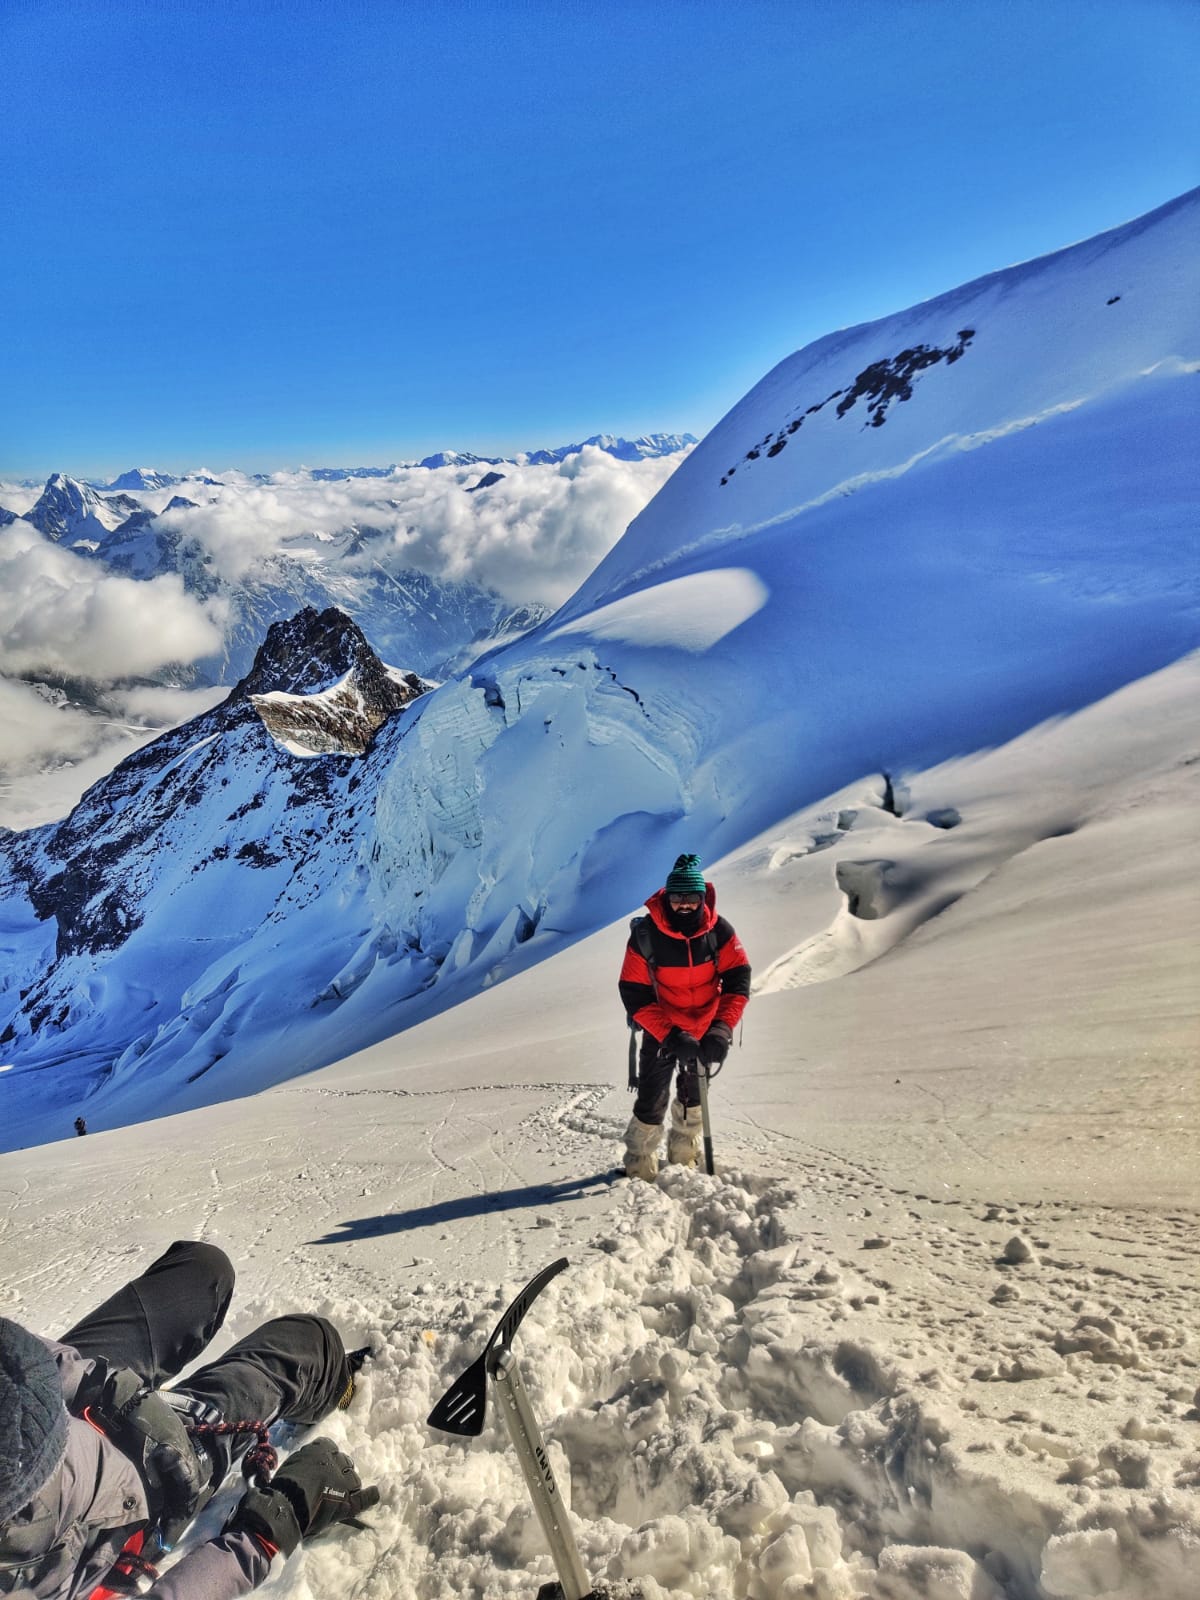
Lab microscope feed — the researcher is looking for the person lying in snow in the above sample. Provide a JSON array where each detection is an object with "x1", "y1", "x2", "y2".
[
  {"x1": 0, "y1": 1240, "x2": 377, "y2": 1599},
  {"x1": 618, "y1": 852, "x2": 751, "y2": 1179}
]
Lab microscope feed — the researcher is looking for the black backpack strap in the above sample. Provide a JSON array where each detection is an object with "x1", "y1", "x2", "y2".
[{"x1": 630, "y1": 914, "x2": 656, "y2": 967}]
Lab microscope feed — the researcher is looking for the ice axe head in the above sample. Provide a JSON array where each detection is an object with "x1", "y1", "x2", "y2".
[
  {"x1": 426, "y1": 1258, "x2": 569, "y2": 1437},
  {"x1": 426, "y1": 1350, "x2": 488, "y2": 1436}
]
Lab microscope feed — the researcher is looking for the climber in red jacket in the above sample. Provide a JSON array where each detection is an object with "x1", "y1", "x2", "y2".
[{"x1": 618, "y1": 853, "x2": 751, "y2": 1179}]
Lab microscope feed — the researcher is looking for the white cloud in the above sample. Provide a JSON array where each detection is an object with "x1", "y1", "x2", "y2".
[
  {"x1": 0, "y1": 482, "x2": 43, "y2": 516},
  {"x1": 0, "y1": 678, "x2": 227, "y2": 831},
  {"x1": 157, "y1": 447, "x2": 689, "y2": 603},
  {"x1": 0, "y1": 677, "x2": 102, "y2": 779},
  {"x1": 0, "y1": 522, "x2": 226, "y2": 679}
]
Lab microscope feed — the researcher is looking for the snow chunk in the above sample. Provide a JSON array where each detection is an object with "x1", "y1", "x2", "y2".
[
  {"x1": 1041, "y1": 1528, "x2": 1124, "y2": 1596},
  {"x1": 876, "y1": 1544, "x2": 1006, "y2": 1600}
]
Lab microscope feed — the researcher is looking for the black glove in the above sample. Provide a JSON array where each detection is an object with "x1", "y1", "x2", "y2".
[
  {"x1": 71, "y1": 1364, "x2": 205, "y2": 1548},
  {"x1": 663, "y1": 1026, "x2": 702, "y2": 1067},
  {"x1": 700, "y1": 1022, "x2": 732, "y2": 1067},
  {"x1": 229, "y1": 1438, "x2": 379, "y2": 1558}
]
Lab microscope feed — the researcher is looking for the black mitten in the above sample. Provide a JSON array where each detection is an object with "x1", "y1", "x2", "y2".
[
  {"x1": 229, "y1": 1438, "x2": 379, "y2": 1558},
  {"x1": 72, "y1": 1364, "x2": 204, "y2": 1547},
  {"x1": 700, "y1": 1022, "x2": 732, "y2": 1066},
  {"x1": 663, "y1": 1026, "x2": 702, "y2": 1067}
]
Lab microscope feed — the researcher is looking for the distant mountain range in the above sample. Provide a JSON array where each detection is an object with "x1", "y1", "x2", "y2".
[
  {"x1": 0, "y1": 433, "x2": 695, "y2": 691},
  {"x1": 11, "y1": 472, "x2": 553, "y2": 685},
  {"x1": 17, "y1": 433, "x2": 696, "y2": 491}
]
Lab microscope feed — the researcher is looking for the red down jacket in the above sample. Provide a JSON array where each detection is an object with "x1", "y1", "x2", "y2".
[{"x1": 618, "y1": 884, "x2": 751, "y2": 1042}]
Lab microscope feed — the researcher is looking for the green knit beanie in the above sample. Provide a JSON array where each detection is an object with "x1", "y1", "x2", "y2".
[{"x1": 665, "y1": 853, "x2": 706, "y2": 895}]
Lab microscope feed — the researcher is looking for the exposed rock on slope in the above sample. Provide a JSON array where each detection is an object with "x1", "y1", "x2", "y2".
[{"x1": 245, "y1": 608, "x2": 427, "y2": 756}]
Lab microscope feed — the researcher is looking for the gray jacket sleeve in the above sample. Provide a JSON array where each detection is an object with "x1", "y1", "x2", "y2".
[{"x1": 147, "y1": 1531, "x2": 275, "y2": 1599}]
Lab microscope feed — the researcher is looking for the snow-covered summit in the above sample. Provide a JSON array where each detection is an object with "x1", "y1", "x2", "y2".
[
  {"x1": 520, "y1": 432, "x2": 699, "y2": 465},
  {"x1": 105, "y1": 467, "x2": 180, "y2": 492},
  {"x1": 23, "y1": 472, "x2": 145, "y2": 544},
  {"x1": 418, "y1": 449, "x2": 500, "y2": 470},
  {"x1": 416, "y1": 433, "x2": 697, "y2": 472}
]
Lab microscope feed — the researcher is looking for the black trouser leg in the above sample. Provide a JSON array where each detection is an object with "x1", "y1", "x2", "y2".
[
  {"x1": 632, "y1": 1035, "x2": 672, "y2": 1124},
  {"x1": 176, "y1": 1315, "x2": 351, "y2": 1432},
  {"x1": 61, "y1": 1239, "x2": 235, "y2": 1386},
  {"x1": 59, "y1": 1242, "x2": 348, "y2": 1491},
  {"x1": 633, "y1": 1037, "x2": 699, "y2": 1124}
]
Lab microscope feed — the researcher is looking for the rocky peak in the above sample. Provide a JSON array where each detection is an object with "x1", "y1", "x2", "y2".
[
  {"x1": 466, "y1": 470, "x2": 507, "y2": 493},
  {"x1": 235, "y1": 607, "x2": 429, "y2": 756},
  {"x1": 235, "y1": 607, "x2": 388, "y2": 697}
]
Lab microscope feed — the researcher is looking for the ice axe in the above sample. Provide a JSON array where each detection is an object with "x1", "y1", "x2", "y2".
[{"x1": 428, "y1": 1258, "x2": 592, "y2": 1600}]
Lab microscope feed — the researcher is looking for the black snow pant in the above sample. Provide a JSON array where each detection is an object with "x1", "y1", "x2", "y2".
[
  {"x1": 62, "y1": 1239, "x2": 351, "y2": 1484},
  {"x1": 632, "y1": 1033, "x2": 700, "y2": 1126}
]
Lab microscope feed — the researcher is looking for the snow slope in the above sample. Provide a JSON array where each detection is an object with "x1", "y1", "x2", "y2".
[
  {"x1": 1, "y1": 190, "x2": 1195, "y2": 1153},
  {"x1": 0, "y1": 653, "x2": 1195, "y2": 1600}
]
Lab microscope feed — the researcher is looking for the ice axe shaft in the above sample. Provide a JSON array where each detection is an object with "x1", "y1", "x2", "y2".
[
  {"x1": 489, "y1": 1347, "x2": 591, "y2": 1600},
  {"x1": 698, "y1": 1065, "x2": 715, "y2": 1176}
]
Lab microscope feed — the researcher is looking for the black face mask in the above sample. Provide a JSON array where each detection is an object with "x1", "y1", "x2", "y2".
[{"x1": 666, "y1": 903, "x2": 704, "y2": 935}]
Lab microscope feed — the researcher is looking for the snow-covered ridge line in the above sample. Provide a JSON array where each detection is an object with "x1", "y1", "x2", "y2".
[{"x1": 565, "y1": 187, "x2": 1199, "y2": 617}]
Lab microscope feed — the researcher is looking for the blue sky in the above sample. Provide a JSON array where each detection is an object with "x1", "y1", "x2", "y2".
[{"x1": 2, "y1": 0, "x2": 1196, "y2": 479}]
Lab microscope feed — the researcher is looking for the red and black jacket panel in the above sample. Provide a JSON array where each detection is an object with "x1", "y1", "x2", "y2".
[{"x1": 618, "y1": 885, "x2": 751, "y2": 1042}]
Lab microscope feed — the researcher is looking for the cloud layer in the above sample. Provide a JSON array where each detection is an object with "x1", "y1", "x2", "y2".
[
  {"x1": 0, "y1": 520, "x2": 226, "y2": 679},
  {"x1": 156, "y1": 446, "x2": 687, "y2": 603},
  {"x1": 0, "y1": 677, "x2": 227, "y2": 832}
]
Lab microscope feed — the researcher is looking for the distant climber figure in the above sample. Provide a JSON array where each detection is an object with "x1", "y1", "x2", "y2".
[
  {"x1": 618, "y1": 853, "x2": 751, "y2": 1179},
  {"x1": 73, "y1": 1116, "x2": 87, "y2": 1136}
]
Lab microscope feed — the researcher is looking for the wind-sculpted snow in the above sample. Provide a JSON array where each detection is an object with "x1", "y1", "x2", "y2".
[{"x1": 572, "y1": 188, "x2": 1199, "y2": 610}]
